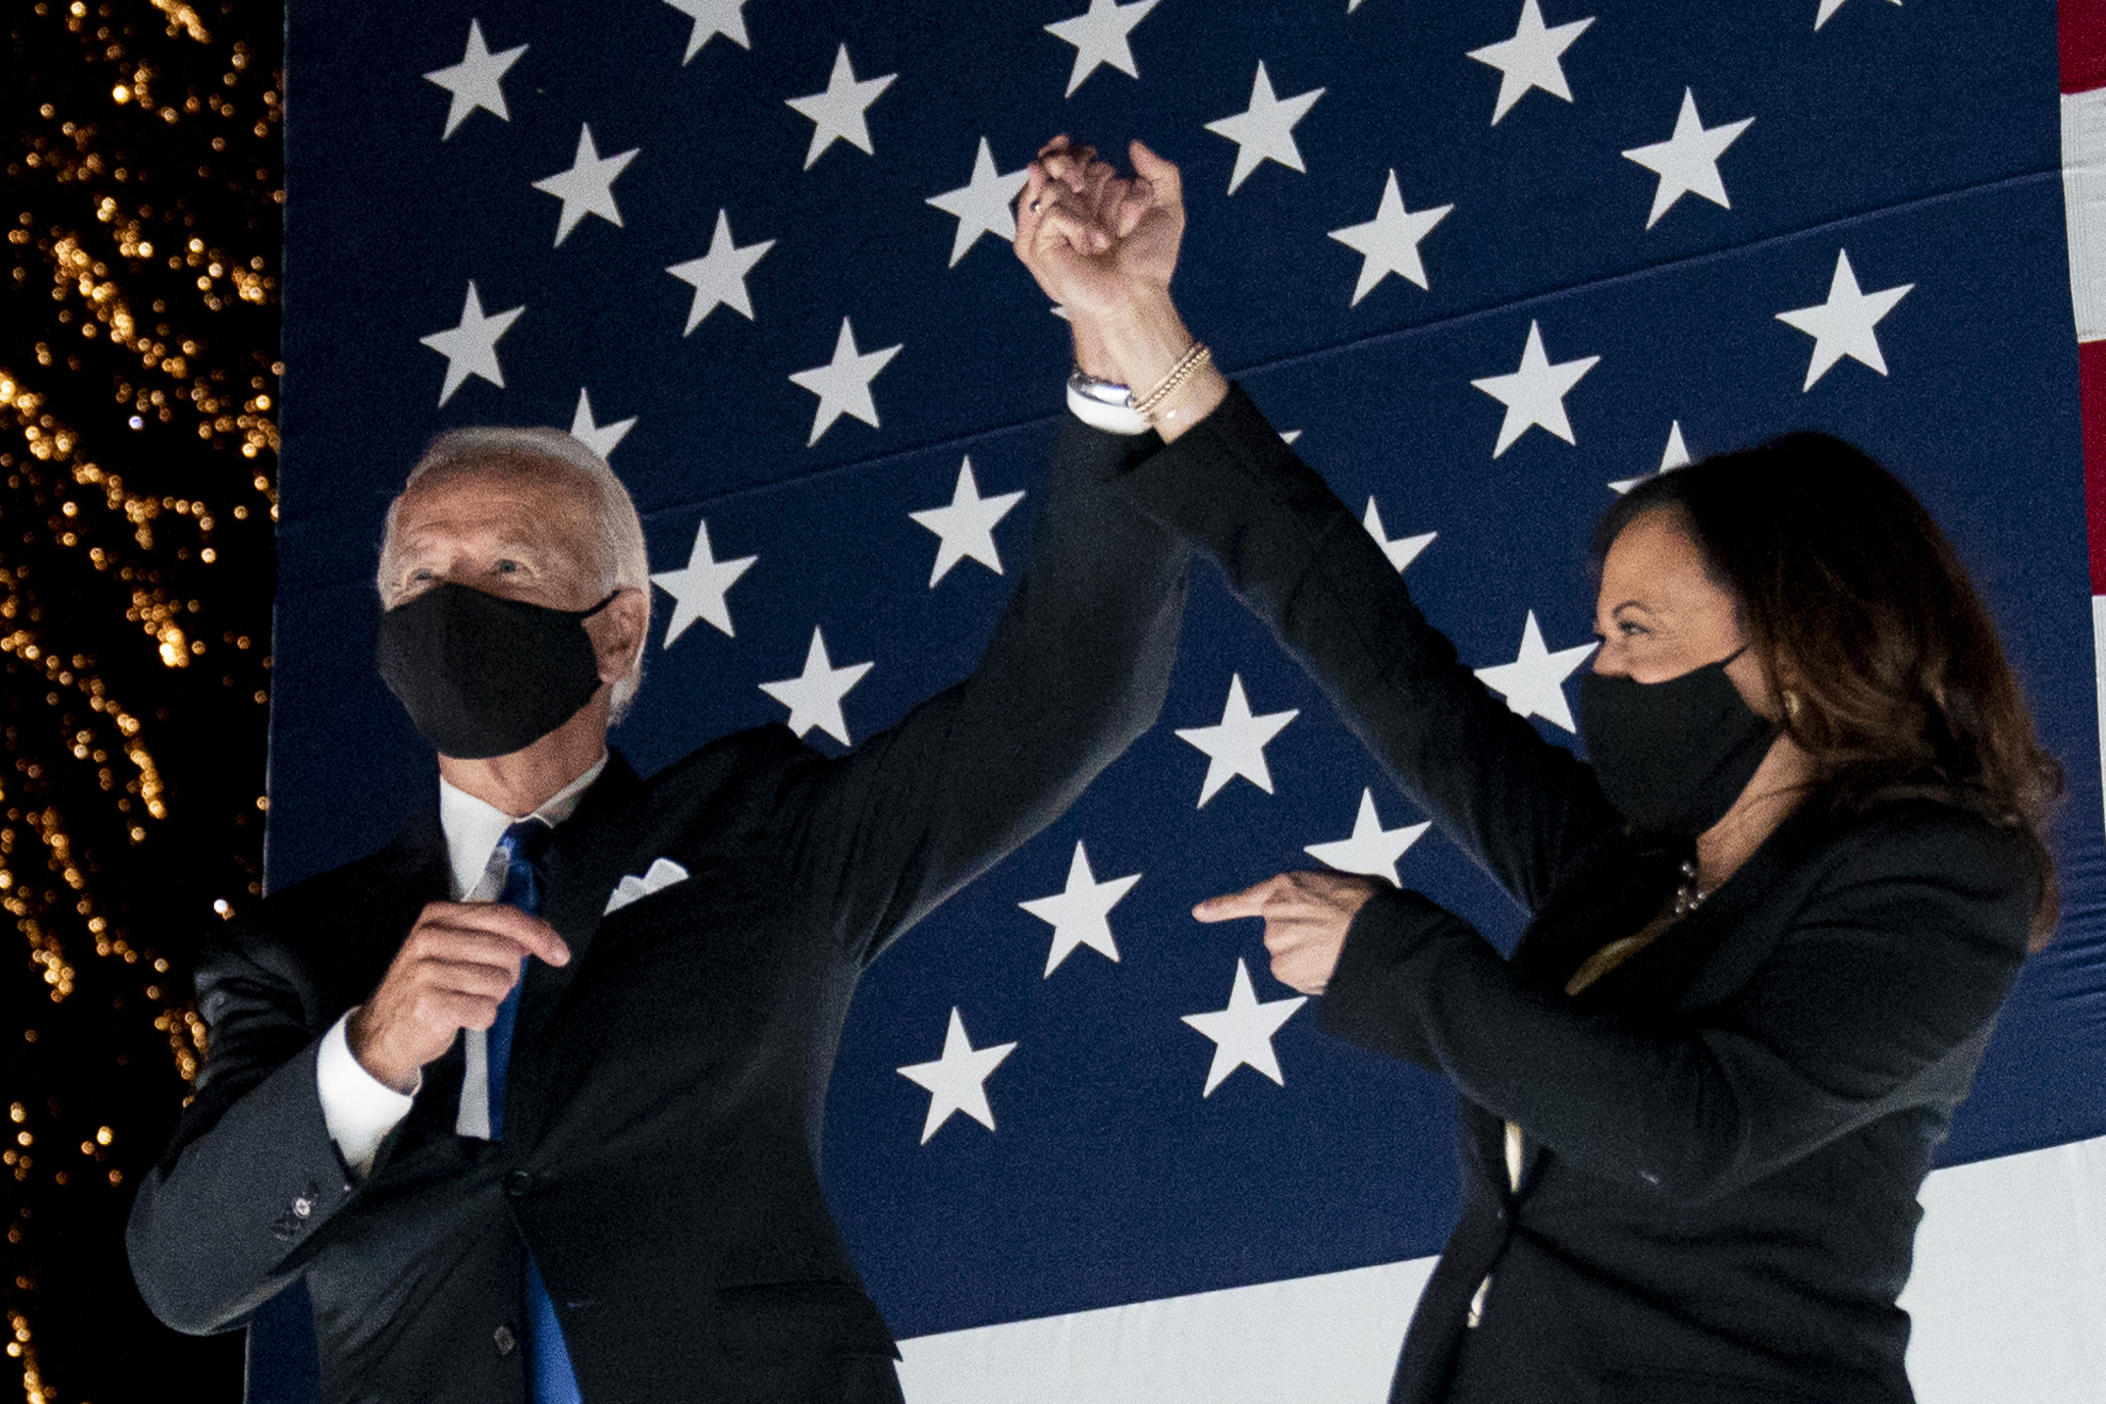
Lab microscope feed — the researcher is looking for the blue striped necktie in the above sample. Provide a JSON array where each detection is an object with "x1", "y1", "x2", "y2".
[{"x1": 488, "y1": 817, "x2": 583, "y2": 1404}]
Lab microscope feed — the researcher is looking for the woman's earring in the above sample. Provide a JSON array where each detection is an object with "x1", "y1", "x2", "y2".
[{"x1": 1782, "y1": 689, "x2": 1804, "y2": 723}]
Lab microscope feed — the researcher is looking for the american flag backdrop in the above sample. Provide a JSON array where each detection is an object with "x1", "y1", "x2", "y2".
[{"x1": 263, "y1": 1, "x2": 2106, "y2": 1399}]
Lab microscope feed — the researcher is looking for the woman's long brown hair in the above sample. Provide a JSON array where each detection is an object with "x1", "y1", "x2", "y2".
[{"x1": 1597, "y1": 432, "x2": 2064, "y2": 947}]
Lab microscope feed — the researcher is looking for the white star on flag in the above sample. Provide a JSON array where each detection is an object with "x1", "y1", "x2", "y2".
[
  {"x1": 896, "y1": 1008, "x2": 1017, "y2": 1144},
  {"x1": 786, "y1": 44, "x2": 895, "y2": 170},
  {"x1": 910, "y1": 457, "x2": 1025, "y2": 587},
  {"x1": 1328, "y1": 169, "x2": 1453, "y2": 303},
  {"x1": 1363, "y1": 498, "x2": 1436, "y2": 572},
  {"x1": 1176, "y1": 674, "x2": 1298, "y2": 808},
  {"x1": 1621, "y1": 89, "x2": 1752, "y2": 229},
  {"x1": 568, "y1": 388, "x2": 635, "y2": 460},
  {"x1": 927, "y1": 138, "x2": 1031, "y2": 267},
  {"x1": 789, "y1": 318, "x2": 902, "y2": 445},
  {"x1": 651, "y1": 519, "x2": 755, "y2": 646},
  {"x1": 1205, "y1": 61, "x2": 1325, "y2": 195},
  {"x1": 1019, "y1": 840, "x2": 1142, "y2": 977},
  {"x1": 1474, "y1": 611, "x2": 1597, "y2": 733},
  {"x1": 424, "y1": 19, "x2": 525, "y2": 140},
  {"x1": 1468, "y1": 0, "x2": 1595, "y2": 126},
  {"x1": 1304, "y1": 788, "x2": 1430, "y2": 887},
  {"x1": 1775, "y1": 249, "x2": 1913, "y2": 391},
  {"x1": 1816, "y1": 0, "x2": 1902, "y2": 31},
  {"x1": 759, "y1": 627, "x2": 872, "y2": 745},
  {"x1": 1044, "y1": 0, "x2": 1158, "y2": 98},
  {"x1": 419, "y1": 281, "x2": 522, "y2": 407},
  {"x1": 1610, "y1": 421, "x2": 1691, "y2": 495},
  {"x1": 1181, "y1": 959, "x2": 1307, "y2": 1097},
  {"x1": 1472, "y1": 320, "x2": 1600, "y2": 458},
  {"x1": 531, "y1": 124, "x2": 638, "y2": 246},
  {"x1": 662, "y1": 0, "x2": 750, "y2": 62},
  {"x1": 666, "y1": 210, "x2": 774, "y2": 334}
]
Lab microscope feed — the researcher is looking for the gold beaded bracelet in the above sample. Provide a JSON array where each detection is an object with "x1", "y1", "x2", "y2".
[{"x1": 1134, "y1": 341, "x2": 1214, "y2": 424}]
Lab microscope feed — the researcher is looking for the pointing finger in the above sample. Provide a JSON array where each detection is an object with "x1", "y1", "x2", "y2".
[{"x1": 1193, "y1": 880, "x2": 1275, "y2": 923}]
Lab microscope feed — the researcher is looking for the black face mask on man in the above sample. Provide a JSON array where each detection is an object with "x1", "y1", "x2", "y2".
[
  {"x1": 1577, "y1": 648, "x2": 1779, "y2": 837},
  {"x1": 376, "y1": 583, "x2": 618, "y2": 760}
]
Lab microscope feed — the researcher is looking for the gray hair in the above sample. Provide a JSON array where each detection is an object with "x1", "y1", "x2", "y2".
[{"x1": 377, "y1": 426, "x2": 652, "y2": 721}]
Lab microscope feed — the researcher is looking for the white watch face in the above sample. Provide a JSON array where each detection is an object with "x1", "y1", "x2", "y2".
[
  {"x1": 1066, "y1": 381, "x2": 1150, "y2": 435},
  {"x1": 1068, "y1": 370, "x2": 1133, "y2": 405}
]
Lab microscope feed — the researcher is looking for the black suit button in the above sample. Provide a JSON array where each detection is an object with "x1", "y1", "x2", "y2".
[
  {"x1": 506, "y1": 1169, "x2": 534, "y2": 1198},
  {"x1": 493, "y1": 1325, "x2": 516, "y2": 1357}
]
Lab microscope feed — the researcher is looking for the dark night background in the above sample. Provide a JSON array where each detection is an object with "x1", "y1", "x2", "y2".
[{"x1": 5, "y1": 0, "x2": 277, "y2": 1397}]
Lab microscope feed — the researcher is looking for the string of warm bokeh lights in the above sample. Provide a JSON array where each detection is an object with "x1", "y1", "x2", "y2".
[{"x1": 7, "y1": 0, "x2": 280, "y2": 1397}]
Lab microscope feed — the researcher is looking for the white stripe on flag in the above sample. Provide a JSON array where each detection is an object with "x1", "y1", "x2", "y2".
[
  {"x1": 2094, "y1": 598, "x2": 2106, "y2": 842},
  {"x1": 1901, "y1": 1132, "x2": 2106, "y2": 1402},
  {"x1": 2062, "y1": 87, "x2": 2106, "y2": 343},
  {"x1": 898, "y1": 1258, "x2": 1430, "y2": 1403},
  {"x1": 899, "y1": 1135, "x2": 2106, "y2": 1402}
]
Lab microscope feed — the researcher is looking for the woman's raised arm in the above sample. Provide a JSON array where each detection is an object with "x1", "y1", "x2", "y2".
[{"x1": 1024, "y1": 138, "x2": 1622, "y2": 911}]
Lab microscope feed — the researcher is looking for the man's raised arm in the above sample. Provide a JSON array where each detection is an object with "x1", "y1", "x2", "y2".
[{"x1": 772, "y1": 139, "x2": 1198, "y2": 962}]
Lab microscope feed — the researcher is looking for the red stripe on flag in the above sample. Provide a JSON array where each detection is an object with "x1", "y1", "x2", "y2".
[
  {"x1": 2065, "y1": 0, "x2": 2106, "y2": 93},
  {"x1": 2081, "y1": 341, "x2": 2106, "y2": 593},
  {"x1": 2055, "y1": 0, "x2": 2106, "y2": 92}
]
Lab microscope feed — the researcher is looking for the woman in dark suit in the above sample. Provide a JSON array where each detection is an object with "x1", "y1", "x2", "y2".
[{"x1": 1011, "y1": 140, "x2": 2061, "y2": 1404}]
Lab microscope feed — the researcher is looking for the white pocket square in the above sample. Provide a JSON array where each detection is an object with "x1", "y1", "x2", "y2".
[{"x1": 603, "y1": 857, "x2": 689, "y2": 916}]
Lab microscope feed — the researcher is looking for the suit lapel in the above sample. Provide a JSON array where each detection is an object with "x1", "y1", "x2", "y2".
[
  {"x1": 1510, "y1": 887, "x2": 1734, "y2": 1195},
  {"x1": 1503, "y1": 816, "x2": 1818, "y2": 1195},
  {"x1": 307, "y1": 810, "x2": 452, "y2": 1011},
  {"x1": 1508, "y1": 830, "x2": 1681, "y2": 988},
  {"x1": 1578, "y1": 803, "x2": 1826, "y2": 1017}
]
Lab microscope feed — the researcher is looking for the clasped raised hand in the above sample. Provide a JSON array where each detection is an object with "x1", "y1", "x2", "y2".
[
  {"x1": 1012, "y1": 136, "x2": 1210, "y2": 402},
  {"x1": 1012, "y1": 135, "x2": 1183, "y2": 319}
]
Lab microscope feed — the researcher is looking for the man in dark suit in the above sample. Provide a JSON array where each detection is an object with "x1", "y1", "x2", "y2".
[{"x1": 125, "y1": 349, "x2": 1187, "y2": 1398}]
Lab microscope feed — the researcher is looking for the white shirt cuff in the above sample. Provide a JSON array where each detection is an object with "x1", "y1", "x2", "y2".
[{"x1": 316, "y1": 1009, "x2": 418, "y2": 1180}]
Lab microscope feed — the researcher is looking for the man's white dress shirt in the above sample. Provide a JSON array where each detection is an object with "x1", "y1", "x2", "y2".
[{"x1": 314, "y1": 756, "x2": 607, "y2": 1178}]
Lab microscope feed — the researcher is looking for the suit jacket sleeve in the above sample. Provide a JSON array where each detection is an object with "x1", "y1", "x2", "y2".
[
  {"x1": 1114, "y1": 383, "x2": 1621, "y2": 913},
  {"x1": 779, "y1": 414, "x2": 1190, "y2": 964},
  {"x1": 1317, "y1": 805, "x2": 2032, "y2": 1203},
  {"x1": 125, "y1": 922, "x2": 362, "y2": 1333}
]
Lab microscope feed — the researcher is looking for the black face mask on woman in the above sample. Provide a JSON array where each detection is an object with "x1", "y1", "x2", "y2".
[
  {"x1": 1577, "y1": 648, "x2": 1779, "y2": 837},
  {"x1": 376, "y1": 583, "x2": 617, "y2": 760}
]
